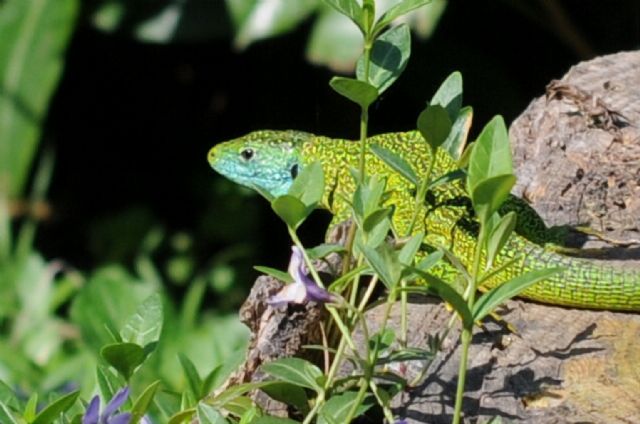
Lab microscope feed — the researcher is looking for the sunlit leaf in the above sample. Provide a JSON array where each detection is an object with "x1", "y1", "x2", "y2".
[
  {"x1": 471, "y1": 174, "x2": 516, "y2": 225},
  {"x1": 329, "y1": 76, "x2": 379, "y2": 109},
  {"x1": 287, "y1": 160, "x2": 325, "y2": 208},
  {"x1": 370, "y1": 143, "x2": 418, "y2": 186},
  {"x1": 485, "y1": 211, "x2": 516, "y2": 269},
  {"x1": 131, "y1": 380, "x2": 161, "y2": 424},
  {"x1": 260, "y1": 358, "x2": 324, "y2": 393},
  {"x1": 417, "y1": 104, "x2": 452, "y2": 151},
  {"x1": 356, "y1": 24, "x2": 411, "y2": 94},
  {"x1": 398, "y1": 232, "x2": 425, "y2": 265},
  {"x1": 318, "y1": 391, "x2": 373, "y2": 424},
  {"x1": 405, "y1": 266, "x2": 472, "y2": 328},
  {"x1": 323, "y1": 0, "x2": 364, "y2": 32},
  {"x1": 120, "y1": 292, "x2": 163, "y2": 350},
  {"x1": 473, "y1": 267, "x2": 565, "y2": 322},
  {"x1": 271, "y1": 195, "x2": 311, "y2": 230},
  {"x1": 197, "y1": 402, "x2": 228, "y2": 424},
  {"x1": 307, "y1": 243, "x2": 346, "y2": 260},
  {"x1": 467, "y1": 115, "x2": 513, "y2": 194},
  {"x1": 254, "y1": 266, "x2": 293, "y2": 283},
  {"x1": 430, "y1": 71, "x2": 463, "y2": 121},
  {"x1": 441, "y1": 106, "x2": 473, "y2": 160}
]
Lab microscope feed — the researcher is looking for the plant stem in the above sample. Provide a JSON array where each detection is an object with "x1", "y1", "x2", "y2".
[
  {"x1": 406, "y1": 147, "x2": 436, "y2": 236},
  {"x1": 452, "y1": 327, "x2": 471, "y2": 424}
]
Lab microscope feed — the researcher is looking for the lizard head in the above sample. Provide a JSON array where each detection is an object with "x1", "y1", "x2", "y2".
[{"x1": 208, "y1": 130, "x2": 311, "y2": 197}]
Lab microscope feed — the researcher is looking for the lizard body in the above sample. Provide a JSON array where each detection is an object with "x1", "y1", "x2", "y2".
[{"x1": 208, "y1": 130, "x2": 640, "y2": 311}]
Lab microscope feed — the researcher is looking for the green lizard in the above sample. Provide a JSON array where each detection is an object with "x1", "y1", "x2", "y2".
[{"x1": 208, "y1": 130, "x2": 640, "y2": 311}]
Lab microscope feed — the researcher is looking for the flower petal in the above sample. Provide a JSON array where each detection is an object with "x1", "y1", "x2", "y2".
[
  {"x1": 106, "y1": 412, "x2": 132, "y2": 424},
  {"x1": 267, "y1": 281, "x2": 307, "y2": 306},
  {"x1": 103, "y1": 387, "x2": 129, "y2": 418},
  {"x1": 82, "y1": 395, "x2": 100, "y2": 424}
]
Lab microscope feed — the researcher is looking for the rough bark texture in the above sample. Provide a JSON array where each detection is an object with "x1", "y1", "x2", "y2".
[
  {"x1": 510, "y1": 50, "x2": 640, "y2": 253},
  {"x1": 218, "y1": 51, "x2": 640, "y2": 423}
]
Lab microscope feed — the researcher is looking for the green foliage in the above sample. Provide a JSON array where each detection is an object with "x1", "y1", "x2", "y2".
[
  {"x1": 0, "y1": 0, "x2": 78, "y2": 197},
  {"x1": 417, "y1": 104, "x2": 452, "y2": 151}
]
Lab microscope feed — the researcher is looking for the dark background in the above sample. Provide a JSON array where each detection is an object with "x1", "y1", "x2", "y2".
[{"x1": 39, "y1": 1, "x2": 640, "y2": 306}]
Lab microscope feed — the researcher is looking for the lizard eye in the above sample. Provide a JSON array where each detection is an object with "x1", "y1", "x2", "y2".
[
  {"x1": 290, "y1": 164, "x2": 299, "y2": 179},
  {"x1": 240, "y1": 148, "x2": 254, "y2": 161}
]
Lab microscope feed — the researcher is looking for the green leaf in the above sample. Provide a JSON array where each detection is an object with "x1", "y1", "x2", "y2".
[
  {"x1": 306, "y1": 243, "x2": 346, "y2": 260},
  {"x1": 219, "y1": 395, "x2": 254, "y2": 419},
  {"x1": 179, "y1": 354, "x2": 203, "y2": 400},
  {"x1": 374, "y1": 0, "x2": 432, "y2": 34},
  {"x1": 323, "y1": 0, "x2": 364, "y2": 33},
  {"x1": 0, "y1": 402, "x2": 19, "y2": 424},
  {"x1": 405, "y1": 266, "x2": 473, "y2": 328},
  {"x1": 260, "y1": 358, "x2": 324, "y2": 393},
  {"x1": 260, "y1": 382, "x2": 309, "y2": 414},
  {"x1": 318, "y1": 391, "x2": 372, "y2": 424},
  {"x1": 471, "y1": 174, "x2": 516, "y2": 225},
  {"x1": 120, "y1": 292, "x2": 163, "y2": 350},
  {"x1": 168, "y1": 407, "x2": 196, "y2": 424},
  {"x1": 485, "y1": 212, "x2": 517, "y2": 269},
  {"x1": 101, "y1": 342, "x2": 146, "y2": 381},
  {"x1": 467, "y1": 115, "x2": 513, "y2": 194},
  {"x1": 441, "y1": 106, "x2": 473, "y2": 160},
  {"x1": 431, "y1": 71, "x2": 463, "y2": 121},
  {"x1": 0, "y1": 0, "x2": 78, "y2": 197},
  {"x1": 196, "y1": 402, "x2": 228, "y2": 424},
  {"x1": 96, "y1": 365, "x2": 121, "y2": 403},
  {"x1": 23, "y1": 393, "x2": 37, "y2": 422},
  {"x1": 356, "y1": 24, "x2": 411, "y2": 94},
  {"x1": 238, "y1": 406, "x2": 261, "y2": 424},
  {"x1": 368, "y1": 328, "x2": 395, "y2": 354},
  {"x1": 254, "y1": 266, "x2": 293, "y2": 284},
  {"x1": 271, "y1": 195, "x2": 311, "y2": 230},
  {"x1": 287, "y1": 161, "x2": 325, "y2": 208},
  {"x1": 398, "y1": 232, "x2": 425, "y2": 265},
  {"x1": 473, "y1": 267, "x2": 565, "y2": 322},
  {"x1": 417, "y1": 104, "x2": 452, "y2": 151},
  {"x1": 361, "y1": 243, "x2": 402, "y2": 289},
  {"x1": 306, "y1": 6, "x2": 364, "y2": 71},
  {"x1": 0, "y1": 380, "x2": 19, "y2": 411},
  {"x1": 427, "y1": 168, "x2": 466, "y2": 190},
  {"x1": 416, "y1": 249, "x2": 444, "y2": 270},
  {"x1": 31, "y1": 390, "x2": 79, "y2": 424},
  {"x1": 131, "y1": 380, "x2": 161, "y2": 424},
  {"x1": 362, "y1": 208, "x2": 391, "y2": 234},
  {"x1": 370, "y1": 143, "x2": 418, "y2": 186},
  {"x1": 329, "y1": 76, "x2": 379, "y2": 109}
]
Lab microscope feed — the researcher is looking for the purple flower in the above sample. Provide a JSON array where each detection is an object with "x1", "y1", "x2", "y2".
[
  {"x1": 83, "y1": 387, "x2": 131, "y2": 424},
  {"x1": 267, "y1": 246, "x2": 336, "y2": 306}
]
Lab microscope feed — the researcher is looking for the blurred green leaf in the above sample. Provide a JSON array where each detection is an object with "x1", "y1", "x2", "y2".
[
  {"x1": 253, "y1": 417, "x2": 300, "y2": 424},
  {"x1": 96, "y1": 365, "x2": 121, "y2": 406},
  {"x1": 197, "y1": 402, "x2": 228, "y2": 424},
  {"x1": 361, "y1": 243, "x2": 402, "y2": 289},
  {"x1": 485, "y1": 211, "x2": 516, "y2": 269},
  {"x1": 0, "y1": 402, "x2": 19, "y2": 424},
  {"x1": 120, "y1": 292, "x2": 163, "y2": 350},
  {"x1": 307, "y1": 6, "x2": 364, "y2": 72},
  {"x1": 178, "y1": 354, "x2": 202, "y2": 400},
  {"x1": 0, "y1": 380, "x2": 19, "y2": 411},
  {"x1": 233, "y1": 0, "x2": 317, "y2": 49},
  {"x1": 473, "y1": 268, "x2": 564, "y2": 322},
  {"x1": 0, "y1": 0, "x2": 78, "y2": 197},
  {"x1": 318, "y1": 391, "x2": 372, "y2": 424},
  {"x1": 329, "y1": 76, "x2": 379, "y2": 109},
  {"x1": 31, "y1": 390, "x2": 79, "y2": 424},
  {"x1": 131, "y1": 380, "x2": 161, "y2": 424},
  {"x1": 323, "y1": 0, "x2": 364, "y2": 32},
  {"x1": 417, "y1": 104, "x2": 452, "y2": 151},
  {"x1": 374, "y1": 0, "x2": 432, "y2": 34},
  {"x1": 467, "y1": 115, "x2": 513, "y2": 194},
  {"x1": 370, "y1": 143, "x2": 418, "y2": 186},
  {"x1": 101, "y1": 342, "x2": 145, "y2": 381},
  {"x1": 23, "y1": 393, "x2": 37, "y2": 422},
  {"x1": 70, "y1": 266, "x2": 156, "y2": 354},
  {"x1": 356, "y1": 24, "x2": 411, "y2": 94},
  {"x1": 430, "y1": 71, "x2": 463, "y2": 121},
  {"x1": 261, "y1": 358, "x2": 324, "y2": 393},
  {"x1": 416, "y1": 249, "x2": 444, "y2": 271}
]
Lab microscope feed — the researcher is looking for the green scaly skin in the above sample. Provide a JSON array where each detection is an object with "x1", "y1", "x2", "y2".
[{"x1": 208, "y1": 130, "x2": 640, "y2": 311}]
